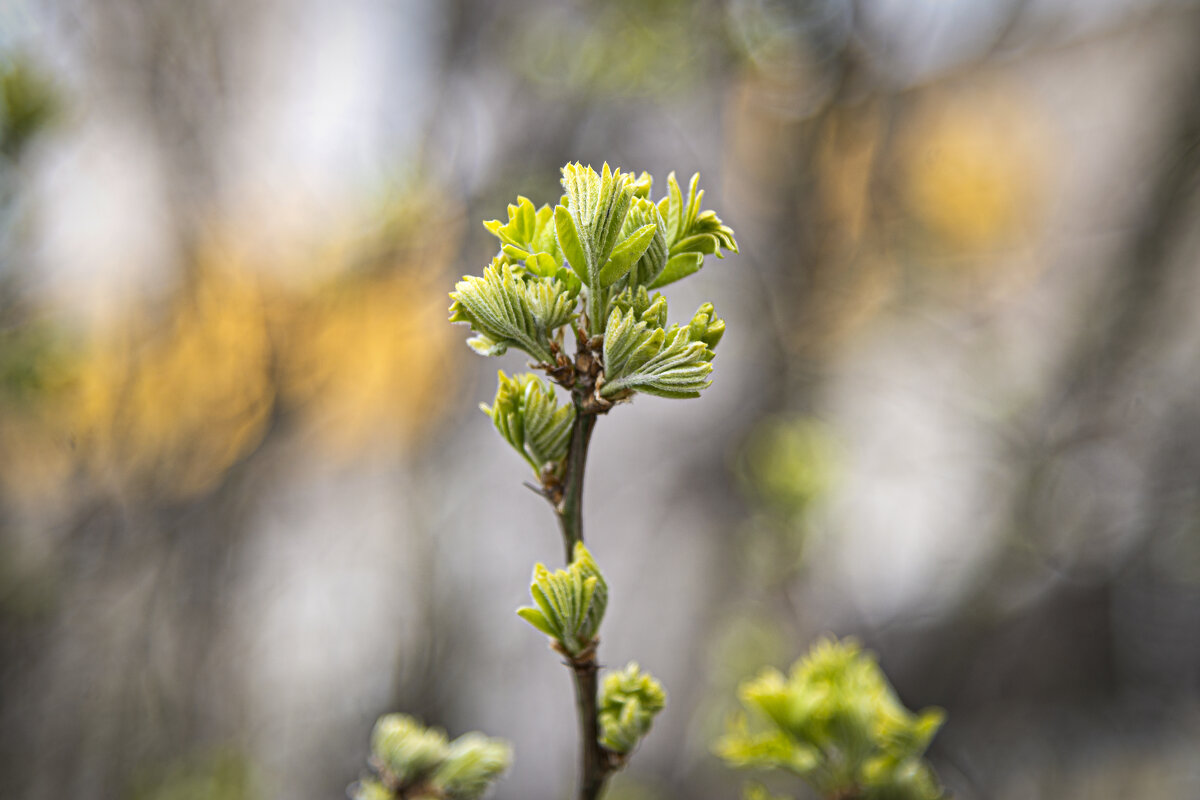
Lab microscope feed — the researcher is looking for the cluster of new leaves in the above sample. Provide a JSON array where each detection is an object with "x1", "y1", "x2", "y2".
[
  {"x1": 517, "y1": 542, "x2": 607, "y2": 658},
  {"x1": 449, "y1": 260, "x2": 578, "y2": 364},
  {"x1": 716, "y1": 638, "x2": 945, "y2": 800},
  {"x1": 654, "y1": 171, "x2": 738, "y2": 287},
  {"x1": 449, "y1": 162, "x2": 737, "y2": 405},
  {"x1": 597, "y1": 662, "x2": 667, "y2": 754},
  {"x1": 600, "y1": 288, "x2": 725, "y2": 399},
  {"x1": 353, "y1": 714, "x2": 511, "y2": 800},
  {"x1": 481, "y1": 371, "x2": 574, "y2": 475}
]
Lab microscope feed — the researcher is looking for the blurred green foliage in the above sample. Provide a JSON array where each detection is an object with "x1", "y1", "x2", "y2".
[
  {"x1": 0, "y1": 323, "x2": 74, "y2": 406},
  {"x1": 738, "y1": 417, "x2": 837, "y2": 519},
  {"x1": 511, "y1": 0, "x2": 729, "y2": 98},
  {"x1": 353, "y1": 714, "x2": 511, "y2": 800},
  {"x1": 716, "y1": 638, "x2": 944, "y2": 800},
  {"x1": 130, "y1": 751, "x2": 259, "y2": 800},
  {"x1": 0, "y1": 54, "x2": 56, "y2": 160}
]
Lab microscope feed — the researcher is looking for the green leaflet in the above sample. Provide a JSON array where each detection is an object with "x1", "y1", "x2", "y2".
[
  {"x1": 616, "y1": 196, "x2": 668, "y2": 290},
  {"x1": 360, "y1": 714, "x2": 511, "y2": 800},
  {"x1": 688, "y1": 302, "x2": 725, "y2": 348},
  {"x1": 517, "y1": 542, "x2": 608, "y2": 657},
  {"x1": 629, "y1": 170, "x2": 654, "y2": 200},
  {"x1": 652, "y1": 172, "x2": 739, "y2": 287},
  {"x1": 481, "y1": 371, "x2": 574, "y2": 475},
  {"x1": 611, "y1": 286, "x2": 668, "y2": 330},
  {"x1": 715, "y1": 638, "x2": 947, "y2": 800},
  {"x1": 598, "y1": 222, "x2": 657, "y2": 288},
  {"x1": 648, "y1": 252, "x2": 702, "y2": 289},
  {"x1": 448, "y1": 259, "x2": 578, "y2": 363},
  {"x1": 599, "y1": 301, "x2": 725, "y2": 399},
  {"x1": 483, "y1": 195, "x2": 562, "y2": 269},
  {"x1": 560, "y1": 162, "x2": 634, "y2": 279},
  {"x1": 598, "y1": 662, "x2": 667, "y2": 754},
  {"x1": 555, "y1": 204, "x2": 590, "y2": 286},
  {"x1": 558, "y1": 162, "x2": 664, "y2": 333}
]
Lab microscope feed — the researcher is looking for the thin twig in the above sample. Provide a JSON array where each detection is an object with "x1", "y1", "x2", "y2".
[
  {"x1": 544, "y1": 328, "x2": 614, "y2": 800},
  {"x1": 569, "y1": 651, "x2": 608, "y2": 800}
]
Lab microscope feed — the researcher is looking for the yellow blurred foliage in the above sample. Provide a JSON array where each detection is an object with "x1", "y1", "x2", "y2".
[
  {"x1": 274, "y1": 190, "x2": 462, "y2": 462},
  {"x1": 899, "y1": 87, "x2": 1046, "y2": 254},
  {"x1": 0, "y1": 406, "x2": 76, "y2": 509},
  {"x1": 816, "y1": 110, "x2": 880, "y2": 250},
  {"x1": 280, "y1": 269, "x2": 457, "y2": 462},
  {"x1": 69, "y1": 262, "x2": 274, "y2": 499},
  {"x1": 0, "y1": 189, "x2": 463, "y2": 504},
  {"x1": 799, "y1": 107, "x2": 901, "y2": 354},
  {"x1": 726, "y1": 71, "x2": 1051, "y2": 360}
]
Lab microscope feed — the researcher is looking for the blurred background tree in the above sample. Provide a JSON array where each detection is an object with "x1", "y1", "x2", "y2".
[{"x1": 3, "y1": 1, "x2": 1200, "y2": 799}]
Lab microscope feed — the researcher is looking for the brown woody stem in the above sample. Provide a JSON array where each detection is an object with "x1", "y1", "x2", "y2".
[
  {"x1": 569, "y1": 651, "x2": 610, "y2": 800},
  {"x1": 555, "y1": 391, "x2": 596, "y2": 562},
  {"x1": 548, "y1": 331, "x2": 613, "y2": 800}
]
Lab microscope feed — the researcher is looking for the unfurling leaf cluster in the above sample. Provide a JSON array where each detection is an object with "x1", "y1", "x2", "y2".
[
  {"x1": 517, "y1": 542, "x2": 607, "y2": 657},
  {"x1": 598, "y1": 662, "x2": 667, "y2": 754},
  {"x1": 449, "y1": 162, "x2": 737, "y2": 409},
  {"x1": 482, "y1": 371, "x2": 574, "y2": 475},
  {"x1": 353, "y1": 714, "x2": 511, "y2": 800},
  {"x1": 716, "y1": 638, "x2": 945, "y2": 800},
  {"x1": 600, "y1": 295, "x2": 724, "y2": 399},
  {"x1": 449, "y1": 259, "x2": 579, "y2": 363}
]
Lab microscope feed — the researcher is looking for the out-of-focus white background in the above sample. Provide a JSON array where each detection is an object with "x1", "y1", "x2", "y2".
[{"x1": 3, "y1": 1, "x2": 1200, "y2": 798}]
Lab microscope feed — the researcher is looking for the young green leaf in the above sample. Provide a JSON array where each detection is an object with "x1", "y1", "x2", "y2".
[
  {"x1": 516, "y1": 605, "x2": 559, "y2": 638},
  {"x1": 524, "y1": 251, "x2": 559, "y2": 278},
  {"x1": 647, "y1": 252, "x2": 703, "y2": 289},
  {"x1": 598, "y1": 662, "x2": 667, "y2": 754},
  {"x1": 600, "y1": 301, "x2": 725, "y2": 400},
  {"x1": 484, "y1": 196, "x2": 536, "y2": 250},
  {"x1": 629, "y1": 171, "x2": 654, "y2": 199},
  {"x1": 449, "y1": 259, "x2": 577, "y2": 363},
  {"x1": 482, "y1": 372, "x2": 574, "y2": 475},
  {"x1": 516, "y1": 543, "x2": 608, "y2": 657},
  {"x1": 687, "y1": 302, "x2": 725, "y2": 349},
  {"x1": 558, "y1": 162, "x2": 641, "y2": 333},
  {"x1": 651, "y1": 172, "x2": 739, "y2": 287},
  {"x1": 611, "y1": 286, "x2": 668, "y2": 330},
  {"x1": 598, "y1": 222, "x2": 657, "y2": 288},
  {"x1": 554, "y1": 204, "x2": 590, "y2": 285},
  {"x1": 560, "y1": 162, "x2": 634, "y2": 273},
  {"x1": 618, "y1": 197, "x2": 669, "y2": 290},
  {"x1": 484, "y1": 195, "x2": 562, "y2": 268}
]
